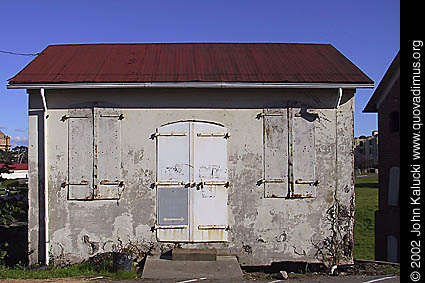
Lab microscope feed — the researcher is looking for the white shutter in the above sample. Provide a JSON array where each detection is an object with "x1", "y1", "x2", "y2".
[
  {"x1": 93, "y1": 108, "x2": 122, "y2": 199},
  {"x1": 290, "y1": 108, "x2": 317, "y2": 198},
  {"x1": 68, "y1": 109, "x2": 94, "y2": 200},
  {"x1": 262, "y1": 109, "x2": 289, "y2": 198}
]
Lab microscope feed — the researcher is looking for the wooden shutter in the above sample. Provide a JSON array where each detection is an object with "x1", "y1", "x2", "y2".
[
  {"x1": 93, "y1": 108, "x2": 122, "y2": 199},
  {"x1": 262, "y1": 109, "x2": 289, "y2": 198},
  {"x1": 290, "y1": 108, "x2": 317, "y2": 198},
  {"x1": 68, "y1": 109, "x2": 94, "y2": 200}
]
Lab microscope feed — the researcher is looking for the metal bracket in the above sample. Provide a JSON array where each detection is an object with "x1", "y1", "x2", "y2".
[
  {"x1": 99, "y1": 114, "x2": 124, "y2": 120},
  {"x1": 256, "y1": 113, "x2": 284, "y2": 119},
  {"x1": 257, "y1": 179, "x2": 286, "y2": 186},
  {"x1": 198, "y1": 225, "x2": 229, "y2": 230},
  {"x1": 62, "y1": 180, "x2": 89, "y2": 187},
  {"x1": 295, "y1": 179, "x2": 320, "y2": 186},
  {"x1": 99, "y1": 180, "x2": 125, "y2": 187},
  {"x1": 153, "y1": 225, "x2": 188, "y2": 230},
  {"x1": 152, "y1": 181, "x2": 187, "y2": 188},
  {"x1": 197, "y1": 181, "x2": 230, "y2": 188},
  {"x1": 197, "y1": 133, "x2": 230, "y2": 139},
  {"x1": 151, "y1": 132, "x2": 188, "y2": 139},
  {"x1": 61, "y1": 115, "x2": 90, "y2": 121}
]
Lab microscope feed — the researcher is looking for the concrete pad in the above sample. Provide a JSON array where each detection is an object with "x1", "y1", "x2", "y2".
[{"x1": 141, "y1": 255, "x2": 243, "y2": 280}]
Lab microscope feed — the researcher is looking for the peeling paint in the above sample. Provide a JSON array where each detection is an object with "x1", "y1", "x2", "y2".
[{"x1": 28, "y1": 88, "x2": 357, "y2": 266}]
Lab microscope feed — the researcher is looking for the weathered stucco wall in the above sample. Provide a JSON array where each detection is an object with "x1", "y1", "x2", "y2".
[{"x1": 27, "y1": 88, "x2": 355, "y2": 266}]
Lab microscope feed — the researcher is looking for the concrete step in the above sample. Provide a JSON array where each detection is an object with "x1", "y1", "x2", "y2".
[
  {"x1": 141, "y1": 255, "x2": 244, "y2": 280},
  {"x1": 172, "y1": 248, "x2": 217, "y2": 261}
]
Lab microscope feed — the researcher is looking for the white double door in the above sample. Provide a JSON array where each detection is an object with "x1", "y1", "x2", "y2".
[{"x1": 156, "y1": 121, "x2": 229, "y2": 242}]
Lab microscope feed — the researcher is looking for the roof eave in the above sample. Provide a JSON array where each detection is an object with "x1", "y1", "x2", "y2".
[{"x1": 7, "y1": 81, "x2": 375, "y2": 90}]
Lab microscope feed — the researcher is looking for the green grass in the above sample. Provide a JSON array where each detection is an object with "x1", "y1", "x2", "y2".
[
  {"x1": 353, "y1": 175, "x2": 378, "y2": 260},
  {"x1": 0, "y1": 265, "x2": 137, "y2": 280},
  {"x1": 0, "y1": 253, "x2": 139, "y2": 280}
]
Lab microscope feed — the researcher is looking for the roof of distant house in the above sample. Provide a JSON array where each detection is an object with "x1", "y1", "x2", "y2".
[
  {"x1": 363, "y1": 51, "x2": 400, "y2": 112},
  {"x1": 0, "y1": 163, "x2": 28, "y2": 171},
  {"x1": 8, "y1": 43, "x2": 373, "y2": 86}
]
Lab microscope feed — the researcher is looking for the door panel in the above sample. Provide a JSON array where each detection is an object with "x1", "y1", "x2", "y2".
[
  {"x1": 156, "y1": 121, "x2": 229, "y2": 242},
  {"x1": 157, "y1": 123, "x2": 191, "y2": 182},
  {"x1": 158, "y1": 186, "x2": 189, "y2": 225},
  {"x1": 156, "y1": 122, "x2": 190, "y2": 241},
  {"x1": 192, "y1": 122, "x2": 228, "y2": 242}
]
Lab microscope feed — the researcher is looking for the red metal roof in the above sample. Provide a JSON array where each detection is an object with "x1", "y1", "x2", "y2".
[
  {"x1": 0, "y1": 163, "x2": 28, "y2": 171},
  {"x1": 8, "y1": 43, "x2": 373, "y2": 85}
]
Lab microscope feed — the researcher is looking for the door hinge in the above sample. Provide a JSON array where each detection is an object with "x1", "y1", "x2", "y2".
[
  {"x1": 196, "y1": 133, "x2": 230, "y2": 139},
  {"x1": 150, "y1": 132, "x2": 188, "y2": 139},
  {"x1": 198, "y1": 225, "x2": 229, "y2": 230},
  {"x1": 153, "y1": 225, "x2": 188, "y2": 230},
  {"x1": 197, "y1": 181, "x2": 230, "y2": 188},
  {"x1": 152, "y1": 181, "x2": 187, "y2": 188}
]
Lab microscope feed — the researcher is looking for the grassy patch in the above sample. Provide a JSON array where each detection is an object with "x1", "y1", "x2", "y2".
[
  {"x1": 353, "y1": 175, "x2": 378, "y2": 260},
  {"x1": 0, "y1": 253, "x2": 139, "y2": 280},
  {"x1": 0, "y1": 266, "x2": 137, "y2": 280}
]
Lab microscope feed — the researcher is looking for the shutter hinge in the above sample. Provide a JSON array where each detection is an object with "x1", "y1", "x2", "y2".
[
  {"x1": 256, "y1": 178, "x2": 286, "y2": 186},
  {"x1": 295, "y1": 179, "x2": 320, "y2": 186},
  {"x1": 256, "y1": 113, "x2": 284, "y2": 119}
]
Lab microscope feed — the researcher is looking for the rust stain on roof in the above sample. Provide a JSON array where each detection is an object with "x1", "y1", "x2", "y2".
[{"x1": 8, "y1": 43, "x2": 373, "y2": 85}]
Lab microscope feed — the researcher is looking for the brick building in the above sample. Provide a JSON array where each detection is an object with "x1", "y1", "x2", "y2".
[
  {"x1": 0, "y1": 130, "x2": 11, "y2": 151},
  {"x1": 363, "y1": 51, "x2": 400, "y2": 262}
]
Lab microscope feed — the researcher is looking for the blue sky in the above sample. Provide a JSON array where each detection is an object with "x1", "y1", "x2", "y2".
[{"x1": 0, "y1": 0, "x2": 400, "y2": 147}]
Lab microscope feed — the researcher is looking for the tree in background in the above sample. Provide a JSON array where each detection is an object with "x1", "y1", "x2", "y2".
[
  {"x1": 11, "y1": 146, "x2": 28, "y2": 164},
  {"x1": 0, "y1": 149, "x2": 13, "y2": 182},
  {"x1": 0, "y1": 146, "x2": 28, "y2": 165},
  {"x1": 354, "y1": 150, "x2": 377, "y2": 173}
]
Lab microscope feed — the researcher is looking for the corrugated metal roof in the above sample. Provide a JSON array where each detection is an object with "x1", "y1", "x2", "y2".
[
  {"x1": 8, "y1": 43, "x2": 373, "y2": 85},
  {"x1": 0, "y1": 163, "x2": 28, "y2": 171}
]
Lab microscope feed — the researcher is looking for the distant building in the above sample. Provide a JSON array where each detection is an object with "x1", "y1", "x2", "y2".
[
  {"x1": 364, "y1": 51, "x2": 400, "y2": 263},
  {"x1": 354, "y1": 131, "x2": 379, "y2": 172},
  {"x1": 0, "y1": 163, "x2": 28, "y2": 179},
  {"x1": 0, "y1": 130, "x2": 11, "y2": 151}
]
